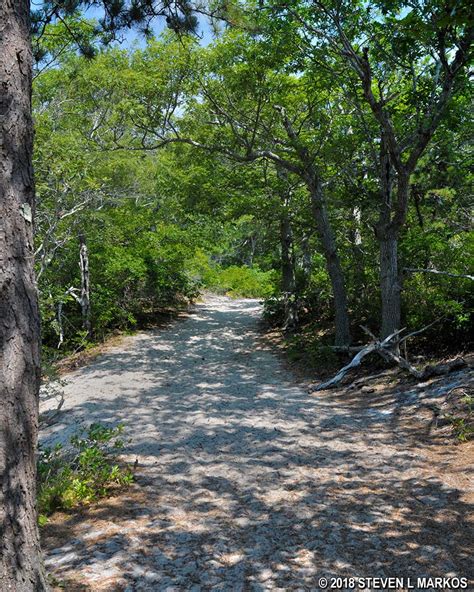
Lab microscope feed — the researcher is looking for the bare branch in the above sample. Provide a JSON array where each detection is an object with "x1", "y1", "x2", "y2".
[{"x1": 404, "y1": 268, "x2": 474, "y2": 281}]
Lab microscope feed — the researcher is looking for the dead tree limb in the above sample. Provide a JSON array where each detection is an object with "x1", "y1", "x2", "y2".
[
  {"x1": 404, "y1": 268, "x2": 474, "y2": 281},
  {"x1": 329, "y1": 345, "x2": 365, "y2": 353},
  {"x1": 312, "y1": 325, "x2": 467, "y2": 391},
  {"x1": 313, "y1": 343, "x2": 378, "y2": 391},
  {"x1": 398, "y1": 316, "x2": 445, "y2": 344},
  {"x1": 313, "y1": 329, "x2": 403, "y2": 391}
]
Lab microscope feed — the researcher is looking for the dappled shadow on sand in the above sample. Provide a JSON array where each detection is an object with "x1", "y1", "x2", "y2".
[{"x1": 41, "y1": 298, "x2": 473, "y2": 591}]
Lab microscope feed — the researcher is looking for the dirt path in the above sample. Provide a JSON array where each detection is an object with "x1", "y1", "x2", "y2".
[{"x1": 41, "y1": 296, "x2": 473, "y2": 591}]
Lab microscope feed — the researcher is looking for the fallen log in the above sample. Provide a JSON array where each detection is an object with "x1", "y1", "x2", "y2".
[
  {"x1": 312, "y1": 325, "x2": 467, "y2": 391},
  {"x1": 313, "y1": 329, "x2": 404, "y2": 391},
  {"x1": 420, "y1": 358, "x2": 467, "y2": 379}
]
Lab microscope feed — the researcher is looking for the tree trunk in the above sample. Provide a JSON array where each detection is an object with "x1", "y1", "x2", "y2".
[
  {"x1": 349, "y1": 205, "x2": 365, "y2": 292},
  {"x1": 307, "y1": 174, "x2": 351, "y2": 346},
  {"x1": 79, "y1": 234, "x2": 91, "y2": 336},
  {"x1": 280, "y1": 201, "x2": 298, "y2": 330},
  {"x1": 300, "y1": 233, "x2": 312, "y2": 291},
  {"x1": 379, "y1": 229, "x2": 401, "y2": 339},
  {"x1": 376, "y1": 136, "x2": 407, "y2": 341},
  {"x1": 0, "y1": 2, "x2": 49, "y2": 590}
]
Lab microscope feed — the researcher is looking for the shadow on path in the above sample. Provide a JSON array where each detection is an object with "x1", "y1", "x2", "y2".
[{"x1": 41, "y1": 297, "x2": 473, "y2": 591}]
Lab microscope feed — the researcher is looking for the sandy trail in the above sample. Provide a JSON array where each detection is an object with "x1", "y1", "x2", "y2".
[{"x1": 41, "y1": 296, "x2": 473, "y2": 591}]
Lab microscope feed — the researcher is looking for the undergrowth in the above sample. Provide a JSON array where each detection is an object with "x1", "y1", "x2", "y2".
[
  {"x1": 37, "y1": 423, "x2": 134, "y2": 525},
  {"x1": 446, "y1": 392, "x2": 474, "y2": 442}
]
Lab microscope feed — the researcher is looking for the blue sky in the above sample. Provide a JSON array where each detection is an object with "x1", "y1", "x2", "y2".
[{"x1": 83, "y1": 5, "x2": 216, "y2": 48}]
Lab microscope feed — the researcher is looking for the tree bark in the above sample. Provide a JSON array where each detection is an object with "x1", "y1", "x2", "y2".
[
  {"x1": 378, "y1": 229, "x2": 401, "y2": 340},
  {"x1": 280, "y1": 210, "x2": 296, "y2": 292},
  {"x1": 276, "y1": 165, "x2": 298, "y2": 329},
  {"x1": 307, "y1": 173, "x2": 351, "y2": 346},
  {"x1": 79, "y1": 233, "x2": 91, "y2": 336},
  {"x1": 376, "y1": 134, "x2": 399, "y2": 340},
  {"x1": 376, "y1": 134, "x2": 409, "y2": 341},
  {"x1": 0, "y1": 2, "x2": 49, "y2": 590},
  {"x1": 300, "y1": 233, "x2": 312, "y2": 291},
  {"x1": 279, "y1": 197, "x2": 298, "y2": 330}
]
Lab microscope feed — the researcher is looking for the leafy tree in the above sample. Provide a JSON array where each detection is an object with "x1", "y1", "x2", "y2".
[
  {"x1": 269, "y1": 0, "x2": 473, "y2": 339},
  {"x1": 104, "y1": 31, "x2": 356, "y2": 343}
]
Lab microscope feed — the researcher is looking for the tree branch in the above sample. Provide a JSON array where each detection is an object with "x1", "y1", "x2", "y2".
[{"x1": 404, "y1": 268, "x2": 474, "y2": 281}]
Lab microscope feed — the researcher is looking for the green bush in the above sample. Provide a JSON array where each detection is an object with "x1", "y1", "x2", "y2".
[
  {"x1": 37, "y1": 423, "x2": 133, "y2": 523},
  {"x1": 187, "y1": 250, "x2": 276, "y2": 298},
  {"x1": 262, "y1": 295, "x2": 288, "y2": 326},
  {"x1": 213, "y1": 265, "x2": 276, "y2": 298}
]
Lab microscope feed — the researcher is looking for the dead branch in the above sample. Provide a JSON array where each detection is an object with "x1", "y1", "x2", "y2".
[
  {"x1": 313, "y1": 343, "x2": 378, "y2": 391},
  {"x1": 404, "y1": 268, "x2": 474, "y2": 281},
  {"x1": 376, "y1": 345, "x2": 423, "y2": 379},
  {"x1": 398, "y1": 316, "x2": 445, "y2": 343},
  {"x1": 313, "y1": 329, "x2": 403, "y2": 391},
  {"x1": 329, "y1": 345, "x2": 365, "y2": 353},
  {"x1": 312, "y1": 323, "x2": 467, "y2": 391}
]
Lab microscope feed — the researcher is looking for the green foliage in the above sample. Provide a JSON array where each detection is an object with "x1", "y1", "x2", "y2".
[
  {"x1": 32, "y1": 9, "x2": 473, "y2": 358},
  {"x1": 212, "y1": 265, "x2": 276, "y2": 298},
  {"x1": 37, "y1": 423, "x2": 134, "y2": 522},
  {"x1": 446, "y1": 393, "x2": 474, "y2": 443},
  {"x1": 448, "y1": 416, "x2": 474, "y2": 443},
  {"x1": 188, "y1": 251, "x2": 276, "y2": 298},
  {"x1": 401, "y1": 180, "x2": 473, "y2": 345},
  {"x1": 262, "y1": 295, "x2": 290, "y2": 326}
]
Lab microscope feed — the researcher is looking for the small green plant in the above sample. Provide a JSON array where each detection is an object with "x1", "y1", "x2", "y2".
[
  {"x1": 37, "y1": 423, "x2": 134, "y2": 523},
  {"x1": 447, "y1": 416, "x2": 474, "y2": 442},
  {"x1": 443, "y1": 392, "x2": 474, "y2": 443},
  {"x1": 460, "y1": 394, "x2": 473, "y2": 411}
]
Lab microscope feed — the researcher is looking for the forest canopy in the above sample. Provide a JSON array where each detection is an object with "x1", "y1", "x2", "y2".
[{"x1": 32, "y1": 3, "x2": 473, "y2": 357}]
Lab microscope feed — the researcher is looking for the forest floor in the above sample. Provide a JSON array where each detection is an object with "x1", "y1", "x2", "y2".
[{"x1": 40, "y1": 296, "x2": 473, "y2": 591}]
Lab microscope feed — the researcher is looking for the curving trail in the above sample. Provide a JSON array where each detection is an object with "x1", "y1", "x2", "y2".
[{"x1": 41, "y1": 296, "x2": 473, "y2": 591}]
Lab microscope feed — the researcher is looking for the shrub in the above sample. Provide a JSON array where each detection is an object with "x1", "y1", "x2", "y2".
[
  {"x1": 213, "y1": 265, "x2": 275, "y2": 298},
  {"x1": 262, "y1": 295, "x2": 288, "y2": 326},
  {"x1": 37, "y1": 423, "x2": 133, "y2": 523},
  {"x1": 445, "y1": 393, "x2": 474, "y2": 443}
]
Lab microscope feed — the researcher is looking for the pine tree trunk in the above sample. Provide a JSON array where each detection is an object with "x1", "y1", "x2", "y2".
[
  {"x1": 0, "y1": 2, "x2": 49, "y2": 590},
  {"x1": 307, "y1": 175, "x2": 351, "y2": 346}
]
